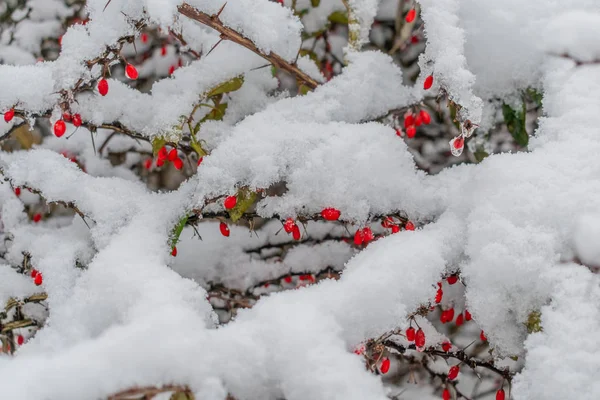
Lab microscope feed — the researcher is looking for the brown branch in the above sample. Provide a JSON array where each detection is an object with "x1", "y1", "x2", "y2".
[
  {"x1": 107, "y1": 384, "x2": 191, "y2": 400},
  {"x1": 177, "y1": 3, "x2": 319, "y2": 90}
]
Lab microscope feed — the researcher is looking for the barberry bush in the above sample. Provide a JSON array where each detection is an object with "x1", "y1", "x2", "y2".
[{"x1": 0, "y1": 0, "x2": 599, "y2": 399}]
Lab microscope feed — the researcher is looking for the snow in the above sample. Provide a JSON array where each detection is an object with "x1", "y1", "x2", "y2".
[{"x1": 0, "y1": 0, "x2": 600, "y2": 399}]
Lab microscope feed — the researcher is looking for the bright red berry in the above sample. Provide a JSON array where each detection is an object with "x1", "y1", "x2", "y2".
[
  {"x1": 353, "y1": 229, "x2": 364, "y2": 245},
  {"x1": 406, "y1": 8, "x2": 416, "y2": 23},
  {"x1": 382, "y1": 217, "x2": 394, "y2": 228},
  {"x1": 14, "y1": 187, "x2": 21, "y2": 196},
  {"x1": 284, "y1": 218, "x2": 295, "y2": 233},
  {"x1": 380, "y1": 358, "x2": 390, "y2": 374},
  {"x1": 292, "y1": 224, "x2": 301, "y2": 240},
  {"x1": 34, "y1": 272, "x2": 43, "y2": 286},
  {"x1": 447, "y1": 275, "x2": 458, "y2": 285},
  {"x1": 156, "y1": 158, "x2": 165, "y2": 167},
  {"x1": 197, "y1": 157, "x2": 203, "y2": 166},
  {"x1": 406, "y1": 125, "x2": 416, "y2": 138},
  {"x1": 173, "y1": 157, "x2": 183, "y2": 170},
  {"x1": 420, "y1": 110, "x2": 431, "y2": 124},
  {"x1": 54, "y1": 120, "x2": 66, "y2": 137},
  {"x1": 62, "y1": 112, "x2": 72, "y2": 122},
  {"x1": 455, "y1": 313, "x2": 464, "y2": 327},
  {"x1": 144, "y1": 158, "x2": 152, "y2": 170},
  {"x1": 167, "y1": 149, "x2": 178, "y2": 162},
  {"x1": 404, "y1": 114, "x2": 415, "y2": 128},
  {"x1": 33, "y1": 213, "x2": 42, "y2": 223},
  {"x1": 31, "y1": 269, "x2": 38, "y2": 278},
  {"x1": 16, "y1": 335, "x2": 24, "y2": 345},
  {"x1": 224, "y1": 195, "x2": 237, "y2": 210},
  {"x1": 496, "y1": 389, "x2": 505, "y2": 400},
  {"x1": 405, "y1": 221, "x2": 415, "y2": 230},
  {"x1": 161, "y1": 46, "x2": 167, "y2": 56},
  {"x1": 424, "y1": 75, "x2": 434, "y2": 90},
  {"x1": 406, "y1": 327, "x2": 415, "y2": 341},
  {"x1": 141, "y1": 33, "x2": 148, "y2": 43},
  {"x1": 415, "y1": 328, "x2": 426, "y2": 348},
  {"x1": 453, "y1": 136, "x2": 464, "y2": 150},
  {"x1": 441, "y1": 341, "x2": 451, "y2": 352},
  {"x1": 391, "y1": 225, "x2": 400, "y2": 233},
  {"x1": 72, "y1": 114, "x2": 82, "y2": 127},
  {"x1": 169, "y1": 65, "x2": 176, "y2": 75},
  {"x1": 98, "y1": 78, "x2": 109, "y2": 96},
  {"x1": 415, "y1": 115, "x2": 423, "y2": 127},
  {"x1": 4, "y1": 108, "x2": 15, "y2": 122},
  {"x1": 465, "y1": 309, "x2": 472, "y2": 321},
  {"x1": 480, "y1": 330, "x2": 487, "y2": 342},
  {"x1": 125, "y1": 64, "x2": 138, "y2": 80},
  {"x1": 442, "y1": 388, "x2": 451, "y2": 400},
  {"x1": 321, "y1": 207, "x2": 341, "y2": 221},
  {"x1": 395, "y1": 128, "x2": 403, "y2": 137},
  {"x1": 447, "y1": 308, "x2": 455, "y2": 322},
  {"x1": 448, "y1": 365, "x2": 459, "y2": 380},
  {"x1": 363, "y1": 227, "x2": 374, "y2": 243},
  {"x1": 284, "y1": 276, "x2": 292, "y2": 284},
  {"x1": 220, "y1": 222, "x2": 230, "y2": 237},
  {"x1": 435, "y1": 288, "x2": 443, "y2": 304},
  {"x1": 171, "y1": 247, "x2": 177, "y2": 257},
  {"x1": 157, "y1": 146, "x2": 168, "y2": 161}
]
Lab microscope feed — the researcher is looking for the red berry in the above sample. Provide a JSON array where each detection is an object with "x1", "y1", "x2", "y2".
[
  {"x1": 405, "y1": 221, "x2": 415, "y2": 230},
  {"x1": 395, "y1": 128, "x2": 403, "y2": 137},
  {"x1": 415, "y1": 115, "x2": 423, "y2": 127},
  {"x1": 197, "y1": 157, "x2": 203, "y2": 166},
  {"x1": 404, "y1": 114, "x2": 415, "y2": 128},
  {"x1": 141, "y1": 33, "x2": 148, "y2": 43},
  {"x1": 363, "y1": 227, "x2": 374, "y2": 243},
  {"x1": 406, "y1": 327, "x2": 415, "y2": 341},
  {"x1": 441, "y1": 341, "x2": 451, "y2": 352},
  {"x1": 4, "y1": 108, "x2": 15, "y2": 122},
  {"x1": 455, "y1": 313, "x2": 464, "y2": 327},
  {"x1": 424, "y1": 75, "x2": 434, "y2": 90},
  {"x1": 353, "y1": 229, "x2": 364, "y2": 245},
  {"x1": 284, "y1": 276, "x2": 292, "y2": 284},
  {"x1": 34, "y1": 272, "x2": 43, "y2": 286},
  {"x1": 14, "y1": 187, "x2": 21, "y2": 196},
  {"x1": 464, "y1": 309, "x2": 472, "y2": 321},
  {"x1": 420, "y1": 110, "x2": 431, "y2": 124},
  {"x1": 354, "y1": 344, "x2": 365, "y2": 355},
  {"x1": 382, "y1": 217, "x2": 394, "y2": 228},
  {"x1": 72, "y1": 114, "x2": 82, "y2": 127},
  {"x1": 125, "y1": 64, "x2": 138, "y2": 80},
  {"x1": 283, "y1": 218, "x2": 295, "y2": 233},
  {"x1": 391, "y1": 225, "x2": 400, "y2": 233},
  {"x1": 171, "y1": 247, "x2": 177, "y2": 257},
  {"x1": 62, "y1": 112, "x2": 72, "y2": 122},
  {"x1": 156, "y1": 158, "x2": 165, "y2": 167},
  {"x1": 219, "y1": 222, "x2": 230, "y2": 237},
  {"x1": 167, "y1": 149, "x2": 178, "y2": 161},
  {"x1": 224, "y1": 195, "x2": 237, "y2": 210},
  {"x1": 31, "y1": 269, "x2": 38, "y2": 278},
  {"x1": 406, "y1": 126, "x2": 416, "y2": 138},
  {"x1": 321, "y1": 207, "x2": 341, "y2": 221},
  {"x1": 33, "y1": 213, "x2": 42, "y2": 223},
  {"x1": 157, "y1": 146, "x2": 168, "y2": 161},
  {"x1": 144, "y1": 158, "x2": 153, "y2": 170},
  {"x1": 178, "y1": 58, "x2": 183, "y2": 68},
  {"x1": 54, "y1": 120, "x2": 66, "y2": 137},
  {"x1": 98, "y1": 78, "x2": 109, "y2": 96},
  {"x1": 415, "y1": 328, "x2": 426, "y2": 348},
  {"x1": 161, "y1": 46, "x2": 167, "y2": 56},
  {"x1": 411, "y1": 35, "x2": 419, "y2": 44},
  {"x1": 380, "y1": 358, "x2": 390, "y2": 374},
  {"x1": 480, "y1": 330, "x2": 487, "y2": 342},
  {"x1": 169, "y1": 65, "x2": 176, "y2": 75},
  {"x1": 435, "y1": 288, "x2": 443, "y2": 304},
  {"x1": 406, "y1": 8, "x2": 416, "y2": 23},
  {"x1": 173, "y1": 157, "x2": 183, "y2": 170},
  {"x1": 447, "y1": 275, "x2": 458, "y2": 285},
  {"x1": 448, "y1": 365, "x2": 459, "y2": 380},
  {"x1": 496, "y1": 389, "x2": 505, "y2": 400},
  {"x1": 453, "y1": 136, "x2": 464, "y2": 150},
  {"x1": 16, "y1": 335, "x2": 24, "y2": 345},
  {"x1": 447, "y1": 308, "x2": 455, "y2": 322},
  {"x1": 442, "y1": 388, "x2": 451, "y2": 400},
  {"x1": 292, "y1": 224, "x2": 301, "y2": 240}
]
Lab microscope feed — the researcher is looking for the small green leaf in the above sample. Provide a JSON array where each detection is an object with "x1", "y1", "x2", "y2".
[
  {"x1": 310, "y1": 0, "x2": 320, "y2": 6},
  {"x1": 328, "y1": 11, "x2": 348, "y2": 24},
  {"x1": 228, "y1": 189, "x2": 257, "y2": 223},
  {"x1": 190, "y1": 141, "x2": 207, "y2": 157},
  {"x1": 527, "y1": 88, "x2": 543, "y2": 108},
  {"x1": 502, "y1": 103, "x2": 529, "y2": 147},
  {"x1": 510, "y1": 355, "x2": 519, "y2": 361},
  {"x1": 298, "y1": 85, "x2": 311, "y2": 95},
  {"x1": 526, "y1": 310, "x2": 543, "y2": 333},
  {"x1": 169, "y1": 214, "x2": 189, "y2": 249},
  {"x1": 200, "y1": 103, "x2": 228, "y2": 123},
  {"x1": 152, "y1": 137, "x2": 167, "y2": 156},
  {"x1": 474, "y1": 149, "x2": 489, "y2": 162},
  {"x1": 207, "y1": 76, "x2": 244, "y2": 97}
]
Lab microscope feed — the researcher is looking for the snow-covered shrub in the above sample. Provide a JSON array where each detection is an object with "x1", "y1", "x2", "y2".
[{"x1": 0, "y1": 0, "x2": 599, "y2": 399}]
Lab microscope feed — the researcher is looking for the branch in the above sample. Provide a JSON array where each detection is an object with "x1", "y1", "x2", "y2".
[{"x1": 177, "y1": 3, "x2": 319, "y2": 90}]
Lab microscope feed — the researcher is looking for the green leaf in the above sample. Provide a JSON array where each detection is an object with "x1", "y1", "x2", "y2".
[
  {"x1": 228, "y1": 189, "x2": 257, "y2": 223},
  {"x1": 328, "y1": 11, "x2": 348, "y2": 24},
  {"x1": 207, "y1": 76, "x2": 244, "y2": 97},
  {"x1": 526, "y1": 310, "x2": 543, "y2": 333},
  {"x1": 151, "y1": 137, "x2": 167, "y2": 156},
  {"x1": 169, "y1": 214, "x2": 189, "y2": 249},
  {"x1": 502, "y1": 103, "x2": 529, "y2": 147},
  {"x1": 474, "y1": 149, "x2": 489, "y2": 162},
  {"x1": 310, "y1": 0, "x2": 320, "y2": 6},
  {"x1": 527, "y1": 88, "x2": 543, "y2": 108},
  {"x1": 170, "y1": 391, "x2": 194, "y2": 400},
  {"x1": 299, "y1": 49, "x2": 319, "y2": 63},
  {"x1": 200, "y1": 103, "x2": 228, "y2": 123},
  {"x1": 298, "y1": 84, "x2": 311, "y2": 95},
  {"x1": 190, "y1": 140, "x2": 207, "y2": 157}
]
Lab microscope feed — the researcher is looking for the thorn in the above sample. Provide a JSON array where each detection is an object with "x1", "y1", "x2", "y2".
[
  {"x1": 215, "y1": 2, "x2": 227, "y2": 19},
  {"x1": 249, "y1": 64, "x2": 271, "y2": 72},
  {"x1": 90, "y1": 130, "x2": 97, "y2": 155},
  {"x1": 206, "y1": 38, "x2": 223, "y2": 57},
  {"x1": 103, "y1": 0, "x2": 113, "y2": 12}
]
